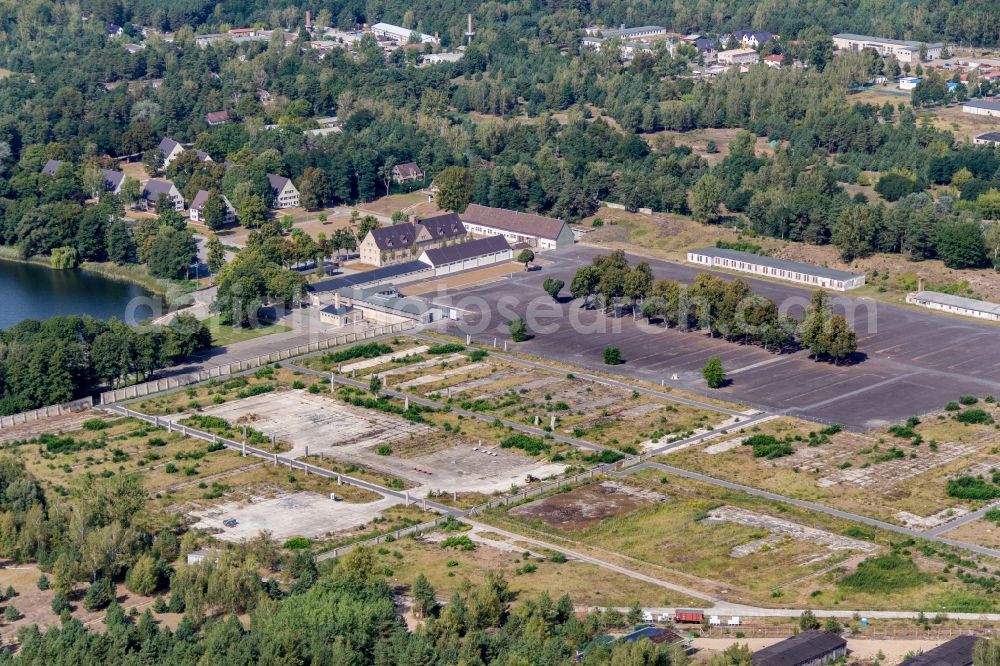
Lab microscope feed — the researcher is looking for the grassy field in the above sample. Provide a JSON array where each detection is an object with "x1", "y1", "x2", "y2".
[
  {"x1": 370, "y1": 531, "x2": 704, "y2": 608},
  {"x1": 660, "y1": 406, "x2": 1000, "y2": 525},
  {"x1": 483, "y1": 471, "x2": 1000, "y2": 611},
  {"x1": 204, "y1": 315, "x2": 291, "y2": 346}
]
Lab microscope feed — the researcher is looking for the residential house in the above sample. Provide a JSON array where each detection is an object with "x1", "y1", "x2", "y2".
[
  {"x1": 157, "y1": 137, "x2": 185, "y2": 168},
  {"x1": 764, "y1": 54, "x2": 784, "y2": 68},
  {"x1": 194, "y1": 149, "x2": 213, "y2": 163},
  {"x1": 189, "y1": 190, "x2": 236, "y2": 225},
  {"x1": 101, "y1": 169, "x2": 126, "y2": 194},
  {"x1": 731, "y1": 30, "x2": 776, "y2": 48},
  {"x1": 459, "y1": 204, "x2": 574, "y2": 250},
  {"x1": 205, "y1": 110, "x2": 230, "y2": 126},
  {"x1": 718, "y1": 48, "x2": 760, "y2": 65},
  {"x1": 267, "y1": 173, "x2": 300, "y2": 209},
  {"x1": 41, "y1": 159, "x2": 64, "y2": 177},
  {"x1": 140, "y1": 179, "x2": 185, "y2": 211},
  {"x1": 359, "y1": 212, "x2": 468, "y2": 266},
  {"x1": 392, "y1": 162, "x2": 423, "y2": 183},
  {"x1": 832, "y1": 34, "x2": 942, "y2": 63},
  {"x1": 107, "y1": 23, "x2": 124, "y2": 37}
]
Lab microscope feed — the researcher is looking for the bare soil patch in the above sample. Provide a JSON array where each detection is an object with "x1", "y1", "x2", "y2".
[{"x1": 510, "y1": 481, "x2": 667, "y2": 530}]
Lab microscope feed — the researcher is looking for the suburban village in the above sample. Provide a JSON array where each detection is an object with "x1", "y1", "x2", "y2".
[{"x1": 2, "y1": 1, "x2": 1000, "y2": 663}]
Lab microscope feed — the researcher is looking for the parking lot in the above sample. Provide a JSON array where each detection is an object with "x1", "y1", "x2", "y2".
[{"x1": 431, "y1": 246, "x2": 1000, "y2": 429}]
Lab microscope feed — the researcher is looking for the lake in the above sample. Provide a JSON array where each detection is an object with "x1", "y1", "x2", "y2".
[{"x1": 0, "y1": 259, "x2": 158, "y2": 329}]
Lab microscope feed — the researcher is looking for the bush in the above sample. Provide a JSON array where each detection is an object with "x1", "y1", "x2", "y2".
[
  {"x1": 947, "y1": 476, "x2": 1000, "y2": 500},
  {"x1": 427, "y1": 343, "x2": 465, "y2": 355},
  {"x1": 743, "y1": 434, "x2": 794, "y2": 459},
  {"x1": 501, "y1": 434, "x2": 549, "y2": 455},
  {"x1": 468, "y1": 349, "x2": 488, "y2": 362},
  {"x1": 82, "y1": 419, "x2": 108, "y2": 431},
  {"x1": 376, "y1": 444, "x2": 392, "y2": 456},
  {"x1": 959, "y1": 395, "x2": 979, "y2": 405},
  {"x1": 324, "y1": 342, "x2": 393, "y2": 364},
  {"x1": 83, "y1": 577, "x2": 115, "y2": 611},
  {"x1": 36, "y1": 575, "x2": 49, "y2": 591},
  {"x1": 440, "y1": 536, "x2": 475, "y2": 551},
  {"x1": 3, "y1": 604, "x2": 20, "y2": 621},
  {"x1": 955, "y1": 409, "x2": 994, "y2": 425},
  {"x1": 283, "y1": 537, "x2": 312, "y2": 550},
  {"x1": 839, "y1": 554, "x2": 930, "y2": 593},
  {"x1": 944, "y1": 401, "x2": 961, "y2": 411},
  {"x1": 603, "y1": 346, "x2": 622, "y2": 365}
]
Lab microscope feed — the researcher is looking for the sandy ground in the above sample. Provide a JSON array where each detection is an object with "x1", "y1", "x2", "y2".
[
  {"x1": 692, "y1": 637, "x2": 950, "y2": 663},
  {"x1": 189, "y1": 490, "x2": 402, "y2": 541}
]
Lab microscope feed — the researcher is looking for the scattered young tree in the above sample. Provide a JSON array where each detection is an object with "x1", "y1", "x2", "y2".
[
  {"x1": 799, "y1": 609, "x2": 820, "y2": 631},
  {"x1": 542, "y1": 278, "x2": 564, "y2": 301},
  {"x1": 434, "y1": 166, "x2": 474, "y2": 212},
  {"x1": 603, "y1": 346, "x2": 623, "y2": 365},
  {"x1": 516, "y1": 248, "x2": 535, "y2": 270},
  {"x1": 702, "y1": 357, "x2": 726, "y2": 388},
  {"x1": 411, "y1": 574, "x2": 438, "y2": 618},
  {"x1": 690, "y1": 174, "x2": 723, "y2": 223},
  {"x1": 206, "y1": 236, "x2": 226, "y2": 274},
  {"x1": 508, "y1": 317, "x2": 527, "y2": 342}
]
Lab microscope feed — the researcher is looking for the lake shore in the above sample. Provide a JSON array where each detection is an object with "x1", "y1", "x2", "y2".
[{"x1": 0, "y1": 246, "x2": 193, "y2": 305}]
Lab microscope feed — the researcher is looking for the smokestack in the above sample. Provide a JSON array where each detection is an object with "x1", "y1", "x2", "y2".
[
  {"x1": 409, "y1": 213, "x2": 418, "y2": 224},
  {"x1": 918, "y1": 276, "x2": 925, "y2": 292},
  {"x1": 334, "y1": 292, "x2": 341, "y2": 309}
]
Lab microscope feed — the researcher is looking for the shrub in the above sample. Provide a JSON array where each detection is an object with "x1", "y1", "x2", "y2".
[
  {"x1": 944, "y1": 401, "x2": 961, "y2": 411},
  {"x1": 83, "y1": 419, "x2": 109, "y2": 431},
  {"x1": 959, "y1": 395, "x2": 979, "y2": 405},
  {"x1": 283, "y1": 537, "x2": 312, "y2": 550},
  {"x1": 743, "y1": 434, "x2": 793, "y2": 459},
  {"x1": 501, "y1": 434, "x2": 549, "y2": 455},
  {"x1": 603, "y1": 346, "x2": 623, "y2": 365},
  {"x1": 376, "y1": 444, "x2": 392, "y2": 456},
  {"x1": 324, "y1": 342, "x2": 393, "y2": 364},
  {"x1": 3, "y1": 604, "x2": 20, "y2": 621},
  {"x1": 36, "y1": 575, "x2": 49, "y2": 591},
  {"x1": 955, "y1": 409, "x2": 994, "y2": 425},
  {"x1": 427, "y1": 343, "x2": 465, "y2": 355},
  {"x1": 441, "y1": 536, "x2": 475, "y2": 551},
  {"x1": 51, "y1": 592, "x2": 70, "y2": 614},
  {"x1": 468, "y1": 349, "x2": 488, "y2": 362},
  {"x1": 947, "y1": 476, "x2": 1000, "y2": 500},
  {"x1": 839, "y1": 554, "x2": 930, "y2": 593}
]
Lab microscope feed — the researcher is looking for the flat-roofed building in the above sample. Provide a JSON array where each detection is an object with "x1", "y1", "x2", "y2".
[
  {"x1": 906, "y1": 291, "x2": 1000, "y2": 321},
  {"x1": 832, "y1": 33, "x2": 942, "y2": 63},
  {"x1": 687, "y1": 247, "x2": 866, "y2": 290},
  {"x1": 718, "y1": 48, "x2": 760, "y2": 65}
]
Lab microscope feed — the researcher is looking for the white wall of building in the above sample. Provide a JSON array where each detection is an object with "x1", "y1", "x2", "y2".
[{"x1": 686, "y1": 251, "x2": 865, "y2": 291}]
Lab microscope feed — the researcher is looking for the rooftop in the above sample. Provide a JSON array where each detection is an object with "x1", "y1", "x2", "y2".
[
  {"x1": 895, "y1": 635, "x2": 978, "y2": 666},
  {"x1": 308, "y1": 260, "x2": 429, "y2": 293},
  {"x1": 752, "y1": 631, "x2": 846, "y2": 666},
  {"x1": 964, "y1": 98, "x2": 1000, "y2": 111},
  {"x1": 910, "y1": 291, "x2": 1000, "y2": 316},
  {"x1": 690, "y1": 247, "x2": 865, "y2": 282},
  {"x1": 421, "y1": 235, "x2": 511, "y2": 266},
  {"x1": 461, "y1": 204, "x2": 567, "y2": 241},
  {"x1": 339, "y1": 283, "x2": 433, "y2": 317},
  {"x1": 976, "y1": 131, "x2": 1000, "y2": 142},
  {"x1": 833, "y1": 33, "x2": 943, "y2": 49}
]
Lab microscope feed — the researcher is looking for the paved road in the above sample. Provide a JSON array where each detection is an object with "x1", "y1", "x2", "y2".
[
  {"x1": 923, "y1": 500, "x2": 1000, "y2": 537},
  {"x1": 612, "y1": 461, "x2": 1000, "y2": 560}
]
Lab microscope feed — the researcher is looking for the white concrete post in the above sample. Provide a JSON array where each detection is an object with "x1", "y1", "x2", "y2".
[
  {"x1": 466, "y1": 334, "x2": 471, "y2": 344},
  {"x1": 404, "y1": 396, "x2": 409, "y2": 410},
  {"x1": 273, "y1": 453, "x2": 278, "y2": 466},
  {"x1": 271, "y1": 433, "x2": 276, "y2": 447},
  {"x1": 337, "y1": 473, "x2": 342, "y2": 486},
  {"x1": 241, "y1": 441, "x2": 246, "y2": 456},
  {"x1": 405, "y1": 491, "x2": 409, "y2": 506},
  {"x1": 504, "y1": 341, "x2": 508, "y2": 351},
  {"x1": 330, "y1": 373, "x2": 335, "y2": 392},
  {"x1": 166, "y1": 421, "x2": 171, "y2": 433},
  {"x1": 550, "y1": 414, "x2": 556, "y2": 429},
  {"x1": 534, "y1": 415, "x2": 540, "y2": 426},
  {"x1": 305, "y1": 445, "x2": 309, "y2": 457},
  {"x1": 493, "y1": 337, "x2": 497, "y2": 348}
]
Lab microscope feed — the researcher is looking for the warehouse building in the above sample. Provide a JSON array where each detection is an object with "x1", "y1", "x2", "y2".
[
  {"x1": 752, "y1": 630, "x2": 847, "y2": 666},
  {"x1": 962, "y1": 99, "x2": 1000, "y2": 118},
  {"x1": 906, "y1": 291, "x2": 1000, "y2": 322},
  {"x1": 832, "y1": 34, "x2": 942, "y2": 63},
  {"x1": 460, "y1": 204, "x2": 574, "y2": 250},
  {"x1": 974, "y1": 131, "x2": 1000, "y2": 146},
  {"x1": 895, "y1": 635, "x2": 978, "y2": 666},
  {"x1": 687, "y1": 247, "x2": 866, "y2": 290},
  {"x1": 418, "y1": 235, "x2": 512, "y2": 275}
]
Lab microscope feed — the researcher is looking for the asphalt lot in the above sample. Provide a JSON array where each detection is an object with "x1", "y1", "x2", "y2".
[{"x1": 428, "y1": 245, "x2": 1000, "y2": 430}]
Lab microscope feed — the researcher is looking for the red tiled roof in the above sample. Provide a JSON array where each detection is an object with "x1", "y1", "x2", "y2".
[{"x1": 460, "y1": 204, "x2": 567, "y2": 241}]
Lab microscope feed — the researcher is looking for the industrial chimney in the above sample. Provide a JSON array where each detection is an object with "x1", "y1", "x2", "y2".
[{"x1": 465, "y1": 13, "x2": 475, "y2": 44}]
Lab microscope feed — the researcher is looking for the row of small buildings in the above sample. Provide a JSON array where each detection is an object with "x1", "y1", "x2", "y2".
[{"x1": 752, "y1": 631, "x2": 976, "y2": 666}]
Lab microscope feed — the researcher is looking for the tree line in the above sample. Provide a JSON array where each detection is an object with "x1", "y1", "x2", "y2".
[
  {"x1": 569, "y1": 251, "x2": 858, "y2": 363},
  {"x1": 0, "y1": 314, "x2": 210, "y2": 414}
]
